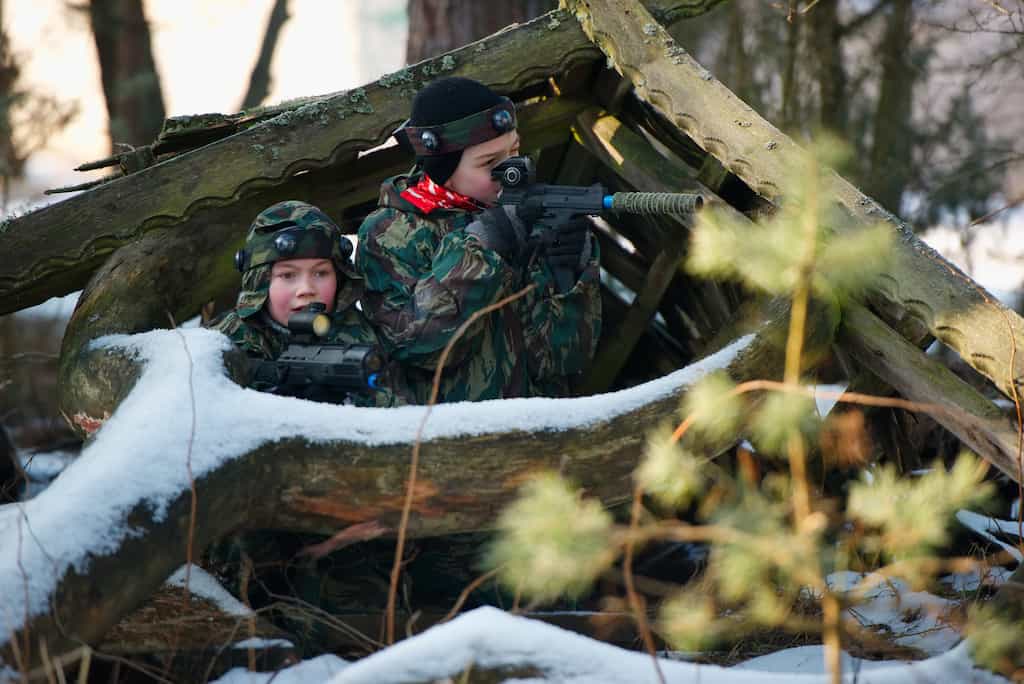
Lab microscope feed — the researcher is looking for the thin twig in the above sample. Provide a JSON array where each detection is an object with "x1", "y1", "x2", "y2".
[
  {"x1": 385, "y1": 284, "x2": 538, "y2": 645},
  {"x1": 969, "y1": 194, "x2": 1024, "y2": 227},
  {"x1": 442, "y1": 568, "x2": 502, "y2": 623},
  {"x1": 623, "y1": 482, "x2": 667, "y2": 684},
  {"x1": 167, "y1": 313, "x2": 199, "y2": 610}
]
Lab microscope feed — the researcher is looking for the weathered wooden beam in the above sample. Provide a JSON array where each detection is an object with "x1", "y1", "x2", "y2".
[
  {"x1": 580, "y1": 221, "x2": 688, "y2": 393},
  {"x1": 564, "y1": 0, "x2": 1024, "y2": 404},
  {"x1": 838, "y1": 303, "x2": 1023, "y2": 481},
  {"x1": 0, "y1": 19, "x2": 595, "y2": 316},
  {"x1": 46, "y1": 96, "x2": 587, "y2": 376},
  {"x1": 0, "y1": 2, "x2": 724, "y2": 317},
  {"x1": 573, "y1": 108, "x2": 741, "y2": 364}
]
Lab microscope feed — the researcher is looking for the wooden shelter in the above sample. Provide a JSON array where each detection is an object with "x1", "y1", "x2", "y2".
[{"x1": 2, "y1": 0, "x2": 1023, "y2": 675}]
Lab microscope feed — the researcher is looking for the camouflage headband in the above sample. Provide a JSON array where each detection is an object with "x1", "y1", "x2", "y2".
[
  {"x1": 234, "y1": 200, "x2": 354, "y2": 274},
  {"x1": 396, "y1": 97, "x2": 517, "y2": 157}
]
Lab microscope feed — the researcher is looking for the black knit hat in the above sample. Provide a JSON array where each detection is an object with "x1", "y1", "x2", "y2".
[{"x1": 409, "y1": 77, "x2": 505, "y2": 185}]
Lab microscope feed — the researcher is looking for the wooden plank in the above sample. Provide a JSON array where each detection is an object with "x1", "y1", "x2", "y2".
[
  {"x1": 564, "y1": 0, "x2": 1024, "y2": 405},
  {"x1": 580, "y1": 221, "x2": 688, "y2": 393},
  {"x1": 0, "y1": 1, "x2": 724, "y2": 316},
  {"x1": 839, "y1": 303, "x2": 1023, "y2": 481}
]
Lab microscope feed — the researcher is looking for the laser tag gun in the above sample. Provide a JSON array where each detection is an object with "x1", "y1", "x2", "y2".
[
  {"x1": 247, "y1": 303, "x2": 384, "y2": 405},
  {"x1": 492, "y1": 155, "x2": 704, "y2": 291}
]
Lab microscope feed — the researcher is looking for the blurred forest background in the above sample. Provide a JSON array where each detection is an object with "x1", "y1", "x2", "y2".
[{"x1": 1, "y1": 0, "x2": 1023, "y2": 464}]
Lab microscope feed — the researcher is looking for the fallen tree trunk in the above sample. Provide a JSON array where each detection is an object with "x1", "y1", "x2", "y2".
[
  {"x1": 564, "y1": 0, "x2": 1024, "y2": 405},
  {"x1": 3, "y1": 299, "x2": 830, "y2": 668},
  {"x1": 0, "y1": 2, "x2": 723, "y2": 317}
]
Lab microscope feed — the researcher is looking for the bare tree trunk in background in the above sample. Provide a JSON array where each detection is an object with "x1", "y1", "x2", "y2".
[
  {"x1": 88, "y1": 0, "x2": 166, "y2": 151},
  {"x1": 240, "y1": 0, "x2": 290, "y2": 110},
  {"x1": 405, "y1": 0, "x2": 555, "y2": 64},
  {"x1": 723, "y1": 4, "x2": 758, "y2": 111},
  {"x1": 0, "y1": 0, "x2": 18, "y2": 208},
  {"x1": 865, "y1": 0, "x2": 915, "y2": 214},
  {"x1": 780, "y1": 9, "x2": 801, "y2": 130},
  {"x1": 808, "y1": 0, "x2": 847, "y2": 135}
]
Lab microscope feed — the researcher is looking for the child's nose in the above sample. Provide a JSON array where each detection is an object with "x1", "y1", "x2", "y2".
[{"x1": 295, "y1": 275, "x2": 317, "y2": 295}]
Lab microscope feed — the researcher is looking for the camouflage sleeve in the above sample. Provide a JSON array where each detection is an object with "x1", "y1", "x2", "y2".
[
  {"x1": 357, "y1": 208, "x2": 515, "y2": 370},
  {"x1": 522, "y1": 242, "x2": 602, "y2": 381},
  {"x1": 205, "y1": 311, "x2": 276, "y2": 359}
]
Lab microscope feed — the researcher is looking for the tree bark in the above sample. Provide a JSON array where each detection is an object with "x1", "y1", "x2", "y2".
[
  {"x1": 240, "y1": 0, "x2": 290, "y2": 110},
  {"x1": 864, "y1": 0, "x2": 915, "y2": 214},
  {"x1": 405, "y1": 0, "x2": 554, "y2": 63},
  {"x1": 88, "y1": 0, "x2": 166, "y2": 150},
  {"x1": 807, "y1": 0, "x2": 847, "y2": 135}
]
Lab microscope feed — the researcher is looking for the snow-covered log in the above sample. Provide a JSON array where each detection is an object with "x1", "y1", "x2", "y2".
[{"x1": 3, "y1": 290, "x2": 833, "y2": 668}]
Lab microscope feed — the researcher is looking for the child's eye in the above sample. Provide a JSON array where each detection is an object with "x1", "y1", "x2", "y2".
[{"x1": 277, "y1": 272, "x2": 294, "y2": 280}]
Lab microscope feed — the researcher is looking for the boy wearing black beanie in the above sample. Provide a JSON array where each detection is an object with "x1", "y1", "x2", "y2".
[{"x1": 355, "y1": 77, "x2": 601, "y2": 404}]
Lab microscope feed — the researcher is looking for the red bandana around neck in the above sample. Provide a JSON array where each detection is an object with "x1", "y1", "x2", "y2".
[{"x1": 400, "y1": 175, "x2": 485, "y2": 214}]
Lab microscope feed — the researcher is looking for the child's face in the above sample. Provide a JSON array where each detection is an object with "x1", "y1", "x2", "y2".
[
  {"x1": 266, "y1": 258, "x2": 338, "y2": 326},
  {"x1": 444, "y1": 131, "x2": 520, "y2": 206}
]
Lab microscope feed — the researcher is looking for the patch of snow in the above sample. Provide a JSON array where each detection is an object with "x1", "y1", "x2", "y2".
[
  {"x1": 956, "y1": 510, "x2": 1024, "y2": 562},
  {"x1": 212, "y1": 654, "x2": 347, "y2": 684},
  {"x1": 812, "y1": 383, "x2": 847, "y2": 419},
  {"x1": 803, "y1": 571, "x2": 961, "y2": 655},
  {"x1": 732, "y1": 645, "x2": 907, "y2": 674},
  {"x1": 942, "y1": 566, "x2": 1013, "y2": 593},
  {"x1": 16, "y1": 449, "x2": 78, "y2": 500},
  {"x1": 18, "y1": 450, "x2": 76, "y2": 481},
  {"x1": 165, "y1": 564, "x2": 252, "y2": 617},
  {"x1": 8, "y1": 291, "x2": 81, "y2": 322},
  {"x1": 231, "y1": 637, "x2": 294, "y2": 650},
  {"x1": 327, "y1": 607, "x2": 1007, "y2": 684},
  {"x1": 0, "y1": 328, "x2": 754, "y2": 650}
]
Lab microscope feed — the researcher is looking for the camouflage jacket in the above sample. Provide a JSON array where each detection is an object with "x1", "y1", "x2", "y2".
[
  {"x1": 208, "y1": 297, "x2": 405, "y2": 408},
  {"x1": 355, "y1": 173, "x2": 601, "y2": 404}
]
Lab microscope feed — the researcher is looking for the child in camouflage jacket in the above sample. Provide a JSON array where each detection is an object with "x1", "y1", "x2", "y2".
[
  {"x1": 356, "y1": 77, "x2": 601, "y2": 404},
  {"x1": 208, "y1": 200, "x2": 404, "y2": 407}
]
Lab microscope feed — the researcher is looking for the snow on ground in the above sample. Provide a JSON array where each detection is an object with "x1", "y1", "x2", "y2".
[
  {"x1": 213, "y1": 654, "x2": 348, "y2": 684},
  {"x1": 817, "y1": 571, "x2": 960, "y2": 655},
  {"x1": 731, "y1": 645, "x2": 908, "y2": 674},
  {"x1": 165, "y1": 564, "x2": 253, "y2": 618},
  {"x1": 942, "y1": 565, "x2": 1014, "y2": 593},
  {"x1": 0, "y1": 328, "x2": 754, "y2": 651},
  {"x1": 956, "y1": 510, "x2": 1024, "y2": 563},
  {"x1": 317, "y1": 606, "x2": 1007, "y2": 684}
]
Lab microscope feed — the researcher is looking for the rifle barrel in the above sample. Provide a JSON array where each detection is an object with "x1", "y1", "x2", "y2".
[{"x1": 605, "y1": 192, "x2": 703, "y2": 215}]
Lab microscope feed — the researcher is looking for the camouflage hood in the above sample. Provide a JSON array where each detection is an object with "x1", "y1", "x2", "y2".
[{"x1": 234, "y1": 201, "x2": 361, "y2": 319}]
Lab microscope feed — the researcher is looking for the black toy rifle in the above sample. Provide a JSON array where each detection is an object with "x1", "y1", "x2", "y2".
[
  {"x1": 492, "y1": 155, "x2": 704, "y2": 291},
  {"x1": 247, "y1": 303, "x2": 384, "y2": 404}
]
